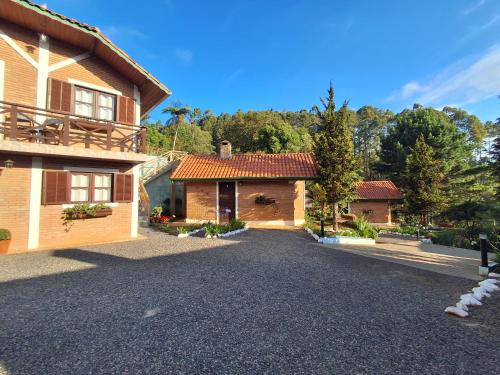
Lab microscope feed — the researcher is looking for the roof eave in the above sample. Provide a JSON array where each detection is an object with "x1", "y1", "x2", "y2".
[
  {"x1": 171, "y1": 176, "x2": 318, "y2": 182},
  {"x1": 11, "y1": 0, "x2": 172, "y2": 112}
]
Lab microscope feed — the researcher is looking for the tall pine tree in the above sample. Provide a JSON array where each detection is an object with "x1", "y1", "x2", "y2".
[
  {"x1": 404, "y1": 135, "x2": 446, "y2": 224},
  {"x1": 314, "y1": 83, "x2": 360, "y2": 230}
]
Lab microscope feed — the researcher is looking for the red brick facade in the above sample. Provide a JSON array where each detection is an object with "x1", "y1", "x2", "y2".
[
  {"x1": 184, "y1": 180, "x2": 305, "y2": 226},
  {"x1": 349, "y1": 201, "x2": 392, "y2": 224}
]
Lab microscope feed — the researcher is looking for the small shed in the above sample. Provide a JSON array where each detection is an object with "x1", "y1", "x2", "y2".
[
  {"x1": 170, "y1": 141, "x2": 317, "y2": 227},
  {"x1": 349, "y1": 181, "x2": 403, "y2": 225}
]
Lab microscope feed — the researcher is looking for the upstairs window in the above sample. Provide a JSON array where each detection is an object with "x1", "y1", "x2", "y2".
[{"x1": 74, "y1": 86, "x2": 116, "y2": 121}]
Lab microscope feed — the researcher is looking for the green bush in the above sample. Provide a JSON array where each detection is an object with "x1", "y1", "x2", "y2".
[
  {"x1": 352, "y1": 218, "x2": 378, "y2": 239},
  {"x1": 205, "y1": 220, "x2": 246, "y2": 237},
  {"x1": 429, "y1": 229, "x2": 467, "y2": 248},
  {"x1": 177, "y1": 227, "x2": 188, "y2": 235},
  {"x1": 0, "y1": 229, "x2": 11, "y2": 241}
]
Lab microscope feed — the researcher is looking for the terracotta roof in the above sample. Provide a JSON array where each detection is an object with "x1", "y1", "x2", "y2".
[
  {"x1": 356, "y1": 181, "x2": 403, "y2": 200},
  {"x1": 171, "y1": 153, "x2": 317, "y2": 180}
]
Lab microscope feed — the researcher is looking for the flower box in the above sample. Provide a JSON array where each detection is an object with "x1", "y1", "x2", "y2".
[{"x1": 66, "y1": 208, "x2": 112, "y2": 220}]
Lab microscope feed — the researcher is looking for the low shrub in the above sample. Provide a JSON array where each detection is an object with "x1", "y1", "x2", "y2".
[
  {"x1": 149, "y1": 205, "x2": 172, "y2": 225},
  {"x1": 205, "y1": 219, "x2": 246, "y2": 237},
  {"x1": 0, "y1": 229, "x2": 11, "y2": 241},
  {"x1": 429, "y1": 229, "x2": 470, "y2": 248},
  {"x1": 352, "y1": 218, "x2": 378, "y2": 239}
]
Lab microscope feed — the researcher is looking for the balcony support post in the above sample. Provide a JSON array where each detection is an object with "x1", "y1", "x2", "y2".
[{"x1": 9, "y1": 105, "x2": 17, "y2": 140}]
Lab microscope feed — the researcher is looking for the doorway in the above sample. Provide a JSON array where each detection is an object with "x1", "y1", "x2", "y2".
[{"x1": 218, "y1": 181, "x2": 235, "y2": 223}]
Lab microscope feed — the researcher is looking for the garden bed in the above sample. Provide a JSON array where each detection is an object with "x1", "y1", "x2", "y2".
[{"x1": 304, "y1": 227, "x2": 376, "y2": 245}]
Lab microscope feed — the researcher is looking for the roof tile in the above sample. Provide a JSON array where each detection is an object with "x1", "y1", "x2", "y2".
[
  {"x1": 356, "y1": 181, "x2": 403, "y2": 200},
  {"x1": 171, "y1": 153, "x2": 317, "y2": 180}
]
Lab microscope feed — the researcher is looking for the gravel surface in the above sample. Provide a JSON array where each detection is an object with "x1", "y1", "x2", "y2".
[{"x1": 0, "y1": 228, "x2": 499, "y2": 374}]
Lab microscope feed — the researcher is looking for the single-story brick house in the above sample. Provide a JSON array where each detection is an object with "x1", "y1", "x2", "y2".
[
  {"x1": 349, "y1": 180, "x2": 403, "y2": 225},
  {"x1": 170, "y1": 141, "x2": 317, "y2": 227}
]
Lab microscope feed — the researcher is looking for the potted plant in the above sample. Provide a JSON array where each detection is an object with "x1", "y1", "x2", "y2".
[{"x1": 0, "y1": 229, "x2": 11, "y2": 254}]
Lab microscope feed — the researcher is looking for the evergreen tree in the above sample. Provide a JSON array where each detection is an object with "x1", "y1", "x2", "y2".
[
  {"x1": 314, "y1": 83, "x2": 360, "y2": 230},
  {"x1": 404, "y1": 135, "x2": 446, "y2": 224}
]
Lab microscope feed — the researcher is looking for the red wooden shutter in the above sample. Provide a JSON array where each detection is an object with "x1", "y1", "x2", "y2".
[
  {"x1": 113, "y1": 173, "x2": 133, "y2": 202},
  {"x1": 42, "y1": 171, "x2": 70, "y2": 205},
  {"x1": 117, "y1": 95, "x2": 136, "y2": 124},
  {"x1": 47, "y1": 78, "x2": 73, "y2": 112}
]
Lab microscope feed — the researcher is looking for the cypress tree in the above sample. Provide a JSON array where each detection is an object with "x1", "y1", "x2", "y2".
[
  {"x1": 404, "y1": 135, "x2": 446, "y2": 224},
  {"x1": 314, "y1": 83, "x2": 360, "y2": 230}
]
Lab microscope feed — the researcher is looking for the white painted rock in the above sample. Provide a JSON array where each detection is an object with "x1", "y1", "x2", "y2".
[
  {"x1": 480, "y1": 283, "x2": 499, "y2": 293},
  {"x1": 460, "y1": 294, "x2": 482, "y2": 306},
  {"x1": 472, "y1": 287, "x2": 491, "y2": 299},
  {"x1": 479, "y1": 279, "x2": 499, "y2": 285},
  {"x1": 456, "y1": 301, "x2": 469, "y2": 312},
  {"x1": 445, "y1": 306, "x2": 469, "y2": 318},
  {"x1": 488, "y1": 272, "x2": 500, "y2": 278}
]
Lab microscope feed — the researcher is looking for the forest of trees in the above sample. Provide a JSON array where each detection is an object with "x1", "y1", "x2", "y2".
[{"x1": 143, "y1": 90, "x2": 499, "y2": 243}]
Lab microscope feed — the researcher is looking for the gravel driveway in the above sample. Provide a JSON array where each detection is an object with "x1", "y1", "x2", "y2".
[{"x1": 0, "y1": 228, "x2": 499, "y2": 374}]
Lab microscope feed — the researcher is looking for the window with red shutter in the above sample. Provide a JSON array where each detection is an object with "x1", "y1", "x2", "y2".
[
  {"x1": 47, "y1": 78, "x2": 73, "y2": 113},
  {"x1": 42, "y1": 171, "x2": 70, "y2": 205},
  {"x1": 117, "y1": 95, "x2": 136, "y2": 124},
  {"x1": 113, "y1": 173, "x2": 133, "y2": 202}
]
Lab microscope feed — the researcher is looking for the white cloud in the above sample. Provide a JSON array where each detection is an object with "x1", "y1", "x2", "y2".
[
  {"x1": 224, "y1": 69, "x2": 245, "y2": 85},
  {"x1": 386, "y1": 45, "x2": 500, "y2": 107},
  {"x1": 174, "y1": 48, "x2": 193, "y2": 65},
  {"x1": 463, "y1": 0, "x2": 487, "y2": 15},
  {"x1": 386, "y1": 81, "x2": 427, "y2": 102}
]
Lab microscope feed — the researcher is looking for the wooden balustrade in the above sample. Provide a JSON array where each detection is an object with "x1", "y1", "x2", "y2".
[{"x1": 0, "y1": 100, "x2": 146, "y2": 153}]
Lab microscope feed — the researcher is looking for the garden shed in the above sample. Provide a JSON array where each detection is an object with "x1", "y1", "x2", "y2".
[{"x1": 170, "y1": 141, "x2": 317, "y2": 227}]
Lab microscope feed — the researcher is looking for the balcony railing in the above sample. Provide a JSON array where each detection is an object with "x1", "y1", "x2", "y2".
[{"x1": 0, "y1": 101, "x2": 146, "y2": 153}]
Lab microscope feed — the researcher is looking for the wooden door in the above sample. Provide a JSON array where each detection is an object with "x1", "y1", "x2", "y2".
[{"x1": 218, "y1": 182, "x2": 235, "y2": 223}]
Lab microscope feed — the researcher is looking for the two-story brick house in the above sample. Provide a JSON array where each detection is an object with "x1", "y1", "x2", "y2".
[{"x1": 0, "y1": 0, "x2": 171, "y2": 253}]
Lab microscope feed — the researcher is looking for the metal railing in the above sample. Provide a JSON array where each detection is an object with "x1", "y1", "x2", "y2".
[{"x1": 0, "y1": 101, "x2": 146, "y2": 153}]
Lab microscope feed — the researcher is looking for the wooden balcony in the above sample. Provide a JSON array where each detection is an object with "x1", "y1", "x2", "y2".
[{"x1": 0, "y1": 101, "x2": 146, "y2": 154}]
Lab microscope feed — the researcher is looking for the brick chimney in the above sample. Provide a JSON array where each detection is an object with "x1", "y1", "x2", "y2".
[{"x1": 219, "y1": 140, "x2": 232, "y2": 160}]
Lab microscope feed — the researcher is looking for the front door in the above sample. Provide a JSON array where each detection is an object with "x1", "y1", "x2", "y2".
[{"x1": 218, "y1": 182, "x2": 235, "y2": 223}]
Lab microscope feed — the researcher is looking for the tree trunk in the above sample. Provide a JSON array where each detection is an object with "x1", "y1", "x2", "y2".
[{"x1": 333, "y1": 202, "x2": 339, "y2": 231}]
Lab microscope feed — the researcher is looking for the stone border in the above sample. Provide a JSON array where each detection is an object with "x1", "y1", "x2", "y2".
[
  {"x1": 304, "y1": 227, "x2": 375, "y2": 245},
  {"x1": 445, "y1": 274, "x2": 500, "y2": 318},
  {"x1": 207, "y1": 227, "x2": 249, "y2": 239},
  {"x1": 177, "y1": 227, "x2": 205, "y2": 238}
]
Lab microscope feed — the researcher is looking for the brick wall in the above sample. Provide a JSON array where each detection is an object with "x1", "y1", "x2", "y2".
[
  {"x1": 49, "y1": 55, "x2": 134, "y2": 98},
  {"x1": 350, "y1": 200, "x2": 391, "y2": 224},
  {"x1": 185, "y1": 181, "x2": 216, "y2": 221},
  {"x1": 238, "y1": 180, "x2": 299, "y2": 223},
  {"x1": 0, "y1": 19, "x2": 38, "y2": 107},
  {"x1": 0, "y1": 154, "x2": 31, "y2": 252},
  {"x1": 0, "y1": 18, "x2": 135, "y2": 108},
  {"x1": 38, "y1": 158, "x2": 134, "y2": 250}
]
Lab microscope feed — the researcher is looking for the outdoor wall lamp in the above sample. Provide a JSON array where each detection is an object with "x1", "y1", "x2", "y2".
[{"x1": 0, "y1": 159, "x2": 14, "y2": 175}]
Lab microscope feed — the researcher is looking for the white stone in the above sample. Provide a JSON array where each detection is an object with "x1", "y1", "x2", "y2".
[{"x1": 445, "y1": 306, "x2": 468, "y2": 318}]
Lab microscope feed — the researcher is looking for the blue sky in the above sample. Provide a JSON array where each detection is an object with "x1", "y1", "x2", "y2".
[{"x1": 47, "y1": 0, "x2": 500, "y2": 122}]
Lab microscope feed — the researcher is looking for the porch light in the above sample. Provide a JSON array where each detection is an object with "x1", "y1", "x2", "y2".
[{"x1": 4, "y1": 160, "x2": 14, "y2": 169}]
